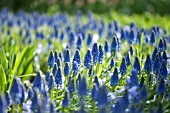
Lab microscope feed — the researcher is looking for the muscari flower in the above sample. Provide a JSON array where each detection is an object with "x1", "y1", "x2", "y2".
[
  {"x1": 68, "y1": 77, "x2": 75, "y2": 93},
  {"x1": 50, "y1": 101, "x2": 56, "y2": 113},
  {"x1": 64, "y1": 62, "x2": 70, "y2": 76},
  {"x1": 120, "y1": 90, "x2": 129, "y2": 109},
  {"x1": 130, "y1": 69, "x2": 139, "y2": 87},
  {"x1": 57, "y1": 57, "x2": 62, "y2": 67},
  {"x1": 91, "y1": 83, "x2": 98, "y2": 101},
  {"x1": 64, "y1": 49, "x2": 70, "y2": 63},
  {"x1": 163, "y1": 37, "x2": 167, "y2": 50},
  {"x1": 30, "y1": 89, "x2": 41, "y2": 111},
  {"x1": 54, "y1": 50, "x2": 58, "y2": 63},
  {"x1": 32, "y1": 71, "x2": 46, "y2": 94},
  {"x1": 0, "y1": 93, "x2": 7, "y2": 113},
  {"x1": 20, "y1": 83, "x2": 26, "y2": 104},
  {"x1": 28, "y1": 87, "x2": 34, "y2": 99},
  {"x1": 104, "y1": 40, "x2": 109, "y2": 53},
  {"x1": 158, "y1": 38, "x2": 164, "y2": 52},
  {"x1": 158, "y1": 60, "x2": 168, "y2": 80},
  {"x1": 55, "y1": 67, "x2": 62, "y2": 85},
  {"x1": 96, "y1": 86, "x2": 108, "y2": 107},
  {"x1": 140, "y1": 84, "x2": 147, "y2": 100},
  {"x1": 5, "y1": 91, "x2": 11, "y2": 107},
  {"x1": 110, "y1": 67, "x2": 119, "y2": 86},
  {"x1": 120, "y1": 57, "x2": 127, "y2": 75},
  {"x1": 157, "y1": 78, "x2": 166, "y2": 96},
  {"x1": 153, "y1": 53, "x2": 161, "y2": 74},
  {"x1": 78, "y1": 76, "x2": 87, "y2": 96},
  {"x1": 92, "y1": 43, "x2": 99, "y2": 65},
  {"x1": 59, "y1": 52, "x2": 63, "y2": 61},
  {"x1": 99, "y1": 45, "x2": 104, "y2": 64},
  {"x1": 87, "y1": 33, "x2": 93, "y2": 46},
  {"x1": 111, "y1": 36, "x2": 118, "y2": 53},
  {"x1": 47, "y1": 51, "x2": 55, "y2": 68},
  {"x1": 73, "y1": 50, "x2": 81, "y2": 67},
  {"x1": 52, "y1": 63, "x2": 57, "y2": 76},
  {"x1": 10, "y1": 76, "x2": 22, "y2": 104},
  {"x1": 150, "y1": 30, "x2": 156, "y2": 45},
  {"x1": 84, "y1": 49, "x2": 93, "y2": 69},
  {"x1": 62, "y1": 90, "x2": 70, "y2": 107},
  {"x1": 93, "y1": 76, "x2": 100, "y2": 87},
  {"x1": 144, "y1": 54, "x2": 152, "y2": 73},
  {"x1": 126, "y1": 52, "x2": 131, "y2": 66},
  {"x1": 110, "y1": 57, "x2": 115, "y2": 67},
  {"x1": 72, "y1": 61, "x2": 79, "y2": 75},
  {"x1": 45, "y1": 70, "x2": 50, "y2": 82},
  {"x1": 77, "y1": 34, "x2": 83, "y2": 49},
  {"x1": 129, "y1": 45, "x2": 134, "y2": 56},
  {"x1": 162, "y1": 51, "x2": 167, "y2": 64},
  {"x1": 48, "y1": 74, "x2": 56, "y2": 90},
  {"x1": 152, "y1": 47, "x2": 158, "y2": 62}
]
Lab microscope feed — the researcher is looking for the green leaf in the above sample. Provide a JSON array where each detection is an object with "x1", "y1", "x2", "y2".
[
  {"x1": 0, "y1": 64, "x2": 7, "y2": 93},
  {"x1": 0, "y1": 47, "x2": 8, "y2": 71}
]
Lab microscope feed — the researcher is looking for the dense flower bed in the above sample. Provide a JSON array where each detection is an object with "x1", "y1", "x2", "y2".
[{"x1": 0, "y1": 9, "x2": 170, "y2": 113}]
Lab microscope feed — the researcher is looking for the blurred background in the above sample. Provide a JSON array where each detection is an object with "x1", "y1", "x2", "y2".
[{"x1": 0, "y1": 0, "x2": 170, "y2": 15}]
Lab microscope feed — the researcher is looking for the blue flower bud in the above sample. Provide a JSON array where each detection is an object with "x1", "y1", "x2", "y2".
[
  {"x1": 0, "y1": 93, "x2": 7, "y2": 113},
  {"x1": 110, "y1": 67, "x2": 119, "y2": 86},
  {"x1": 96, "y1": 86, "x2": 108, "y2": 107},
  {"x1": 153, "y1": 53, "x2": 161, "y2": 74},
  {"x1": 28, "y1": 87, "x2": 34, "y2": 99},
  {"x1": 73, "y1": 50, "x2": 81, "y2": 67},
  {"x1": 120, "y1": 57, "x2": 127, "y2": 75},
  {"x1": 30, "y1": 89, "x2": 41, "y2": 111},
  {"x1": 72, "y1": 61, "x2": 79, "y2": 75},
  {"x1": 144, "y1": 54, "x2": 152, "y2": 73},
  {"x1": 130, "y1": 69, "x2": 139, "y2": 87},
  {"x1": 99, "y1": 45, "x2": 104, "y2": 64},
  {"x1": 157, "y1": 78, "x2": 166, "y2": 96},
  {"x1": 111, "y1": 36, "x2": 118, "y2": 53},
  {"x1": 158, "y1": 38, "x2": 164, "y2": 52},
  {"x1": 92, "y1": 43, "x2": 99, "y2": 65},
  {"x1": 10, "y1": 76, "x2": 22, "y2": 104},
  {"x1": 87, "y1": 33, "x2": 93, "y2": 46},
  {"x1": 64, "y1": 49, "x2": 70, "y2": 63},
  {"x1": 140, "y1": 84, "x2": 147, "y2": 100},
  {"x1": 110, "y1": 57, "x2": 115, "y2": 67},
  {"x1": 59, "y1": 52, "x2": 63, "y2": 61},
  {"x1": 52, "y1": 63, "x2": 57, "y2": 76},
  {"x1": 84, "y1": 49, "x2": 93, "y2": 69},
  {"x1": 32, "y1": 71, "x2": 46, "y2": 94},
  {"x1": 45, "y1": 70, "x2": 50, "y2": 82},
  {"x1": 91, "y1": 84, "x2": 98, "y2": 100},
  {"x1": 162, "y1": 51, "x2": 167, "y2": 64},
  {"x1": 48, "y1": 74, "x2": 56, "y2": 90},
  {"x1": 158, "y1": 60, "x2": 168, "y2": 80},
  {"x1": 77, "y1": 34, "x2": 83, "y2": 49},
  {"x1": 64, "y1": 62, "x2": 70, "y2": 76},
  {"x1": 57, "y1": 57, "x2": 62, "y2": 67},
  {"x1": 50, "y1": 101, "x2": 56, "y2": 113},
  {"x1": 47, "y1": 51, "x2": 55, "y2": 68},
  {"x1": 129, "y1": 45, "x2": 133, "y2": 56},
  {"x1": 5, "y1": 91, "x2": 11, "y2": 107},
  {"x1": 152, "y1": 47, "x2": 158, "y2": 62},
  {"x1": 62, "y1": 91, "x2": 70, "y2": 107},
  {"x1": 126, "y1": 52, "x2": 131, "y2": 66},
  {"x1": 150, "y1": 30, "x2": 156, "y2": 45},
  {"x1": 78, "y1": 77, "x2": 87, "y2": 96},
  {"x1": 55, "y1": 67, "x2": 62, "y2": 85},
  {"x1": 68, "y1": 77, "x2": 75, "y2": 93},
  {"x1": 93, "y1": 76, "x2": 100, "y2": 87},
  {"x1": 104, "y1": 40, "x2": 109, "y2": 53},
  {"x1": 54, "y1": 50, "x2": 58, "y2": 63}
]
